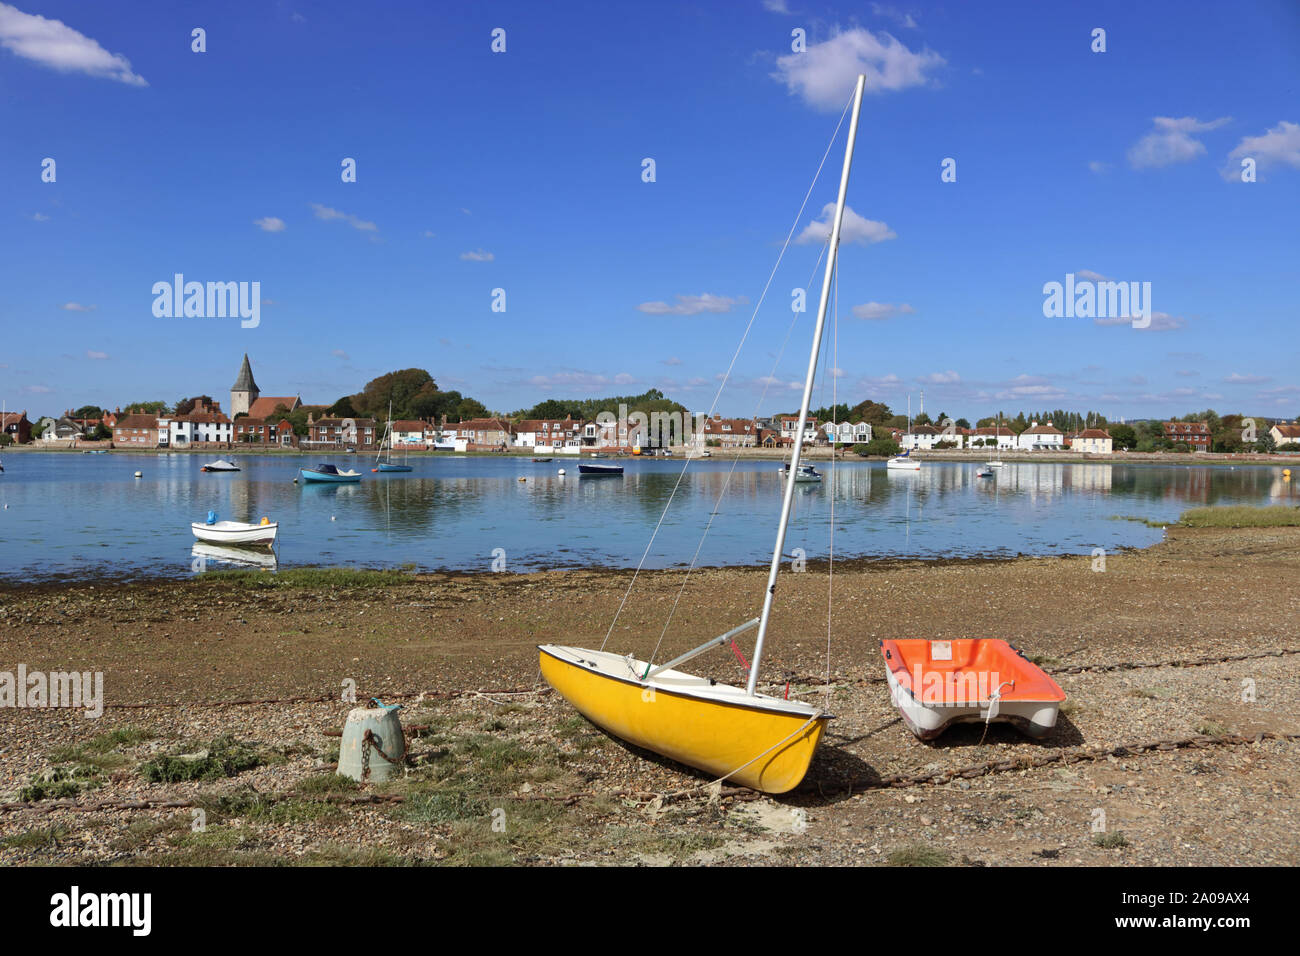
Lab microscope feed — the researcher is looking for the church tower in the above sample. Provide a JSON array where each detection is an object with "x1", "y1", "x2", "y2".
[{"x1": 231, "y1": 354, "x2": 260, "y2": 417}]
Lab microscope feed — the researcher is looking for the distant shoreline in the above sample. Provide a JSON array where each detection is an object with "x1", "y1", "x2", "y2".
[{"x1": 3, "y1": 444, "x2": 1297, "y2": 468}]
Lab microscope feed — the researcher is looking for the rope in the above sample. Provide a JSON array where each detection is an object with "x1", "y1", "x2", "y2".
[{"x1": 600, "y1": 92, "x2": 854, "y2": 652}]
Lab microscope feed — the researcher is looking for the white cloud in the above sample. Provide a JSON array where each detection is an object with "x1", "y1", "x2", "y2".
[
  {"x1": 637, "y1": 293, "x2": 748, "y2": 315},
  {"x1": 254, "y1": 216, "x2": 286, "y2": 233},
  {"x1": 85, "y1": 349, "x2": 108, "y2": 360},
  {"x1": 1094, "y1": 311, "x2": 1185, "y2": 331},
  {"x1": 527, "y1": 370, "x2": 634, "y2": 390},
  {"x1": 61, "y1": 302, "x2": 95, "y2": 312},
  {"x1": 852, "y1": 301, "x2": 915, "y2": 320},
  {"x1": 331, "y1": 349, "x2": 350, "y2": 360},
  {"x1": 1127, "y1": 116, "x2": 1230, "y2": 169},
  {"x1": 917, "y1": 370, "x2": 960, "y2": 384},
  {"x1": 309, "y1": 202, "x2": 377, "y2": 233},
  {"x1": 1224, "y1": 120, "x2": 1300, "y2": 180},
  {"x1": 459, "y1": 248, "x2": 494, "y2": 262},
  {"x1": 422, "y1": 230, "x2": 435, "y2": 238},
  {"x1": 796, "y1": 203, "x2": 896, "y2": 245},
  {"x1": 0, "y1": 2, "x2": 147, "y2": 85},
  {"x1": 32, "y1": 212, "x2": 49, "y2": 221},
  {"x1": 1075, "y1": 269, "x2": 1107, "y2": 281},
  {"x1": 1088, "y1": 161, "x2": 1111, "y2": 174},
  {"x1": 22, "y1": 384, "x2": 53, "y2": 394},
  {"x1": 662, "y1": 356, "x2": 682, "y2": 366},
  {"x1": 762, "y1": 0, "x2": 791, "y2": 12},
  {"x1": 870, "y1": 3, "x2": 918, "y2": 29},
  {"x1": 1224, "y1": 372, "x2": 1270, "y2": 384},
  {"x1": 773, "y1": 27, "x2": 944, "y2": 111}
]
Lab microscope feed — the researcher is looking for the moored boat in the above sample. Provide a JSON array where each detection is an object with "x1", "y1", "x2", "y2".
[
  {"x1": 300, "y1": 463, "x2": 362, "y2": 483},
  {"x1": 781, "y1": 463, "x2": 823, "y2": 483},
  {"x1": 976, "y1": 467, "x2": 994, "y2": 478},
  {"x1": 886, "y1": 451, "x2": 920, "y2": 471},
  {"x1": 881, "y1": 638, "x2": 1066, "y2": 740},
  {"x1": 201, "y1": 459, "x2": 240, "y2": 472},
  {"x1": 578, "y1": 462, "x2": 624, "y2": 476},
  {"x1": 191, "y1": 515, "x2": 278, "y2": 548}
]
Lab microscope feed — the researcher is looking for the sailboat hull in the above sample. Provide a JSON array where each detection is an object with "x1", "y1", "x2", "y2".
[{"x1": 539, "y1": 645, "x2": 828, "y2": 794}]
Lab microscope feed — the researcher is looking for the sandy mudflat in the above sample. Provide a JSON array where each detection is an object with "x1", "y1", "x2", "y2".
[{"x1": 0, "y1": 525, "x2": 1296, "y2": 866}]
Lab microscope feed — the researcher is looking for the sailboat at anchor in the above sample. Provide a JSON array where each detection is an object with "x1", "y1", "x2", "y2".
[{"x1": 538, "y1": 75, "x2": 869, "y2": 794}]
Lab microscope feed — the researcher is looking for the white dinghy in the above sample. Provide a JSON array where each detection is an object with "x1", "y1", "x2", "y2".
[{"x1": 191, "y1": 511, "x2": 278, "y2": 548}]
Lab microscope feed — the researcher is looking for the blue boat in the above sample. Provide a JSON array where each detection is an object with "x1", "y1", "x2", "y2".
[
  {"x1": 300, "y1": 463, "x2": 363, "y2": 483},
  {"x1": 375, "y1": 462, "x2": 413, "y2": 473}
]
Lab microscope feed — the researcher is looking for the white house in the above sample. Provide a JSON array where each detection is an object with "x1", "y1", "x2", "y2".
[
  {"x1": 392, "y1": 420, "x2": 427, "y2": 447},
  {"x1": 1269, "y1": 423, "x2": 1300, "y2": 447},
  {"x1": 1018, "y1": 421, "x2": 1065, "y2": 451},
  {"x1": 779, "y1": 416, "x2": 820, "y2": 444},
  {"x1": 901, "y1": 424, "x2": 963, "y2": 450},
  {"x1": 969, "y1": 426, "x2": 1017, "y2": 450},
  {"x1": 1071, "y1": 428, "x2": 1113, "y2": 454}
]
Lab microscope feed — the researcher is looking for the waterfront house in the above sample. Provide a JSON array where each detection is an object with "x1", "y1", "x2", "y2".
[
  {"x1": 779, "y1": 416, "x2": 820, "y2": 444},
  {"x1": 759, "y1": 428, "x2": 792, "y2": 449},
  {"x1": 304, "y1": 414, "x2": 378, "y2": 449},
  {"x1": 970, "y1": 425, "x2": 1016, "y2": 450},
  {"x1": 1071, "y1": 428, "x2": 1113, "y2": 454},
  {"x1": 700, "y1": 416, "x2": 759, "y2": 448},
  {"x1": 392, "y1": 420, "x2": 428, "y2": 448},
  {"x1": 514, "y1": 417, "x2": 583, "y2": 451},
  {"x1": 0, "y1": 409, "x2": 32, "y2": 444},
  {"x1": 823, "y1": 421, "x2": 872, "y2": 445},
  {"x1": 901, "y1": 423, "x2": 960, "y2": 450},
  {"x1": 1161, "y1": 421, "x2": 1210, "y2": 451},
  {"x1": 1017, "y1": 421, "x2": 1065, "y2": 451},
  {"x1": 451, "y1": 417, "x2": 513, "y2": 449},
  {"x1": 112, "y1": 413, "x2": 161, "y2": 447},
  {"x1": 1269, "y1": 423, "x2": 1300, "y2": 447},
  {"x1": 169, "y1": 400, "x2": 233, "y2": 446}
]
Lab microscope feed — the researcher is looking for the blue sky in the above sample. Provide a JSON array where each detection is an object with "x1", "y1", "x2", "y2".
[{"x1": 2, "y1": 0, "x2": 1297, "y2": 423}]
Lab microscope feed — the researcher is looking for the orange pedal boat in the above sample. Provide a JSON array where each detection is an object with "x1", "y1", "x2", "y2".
[{"x1": 881, "y1": 638, "x2": 1066, "y2": 740}]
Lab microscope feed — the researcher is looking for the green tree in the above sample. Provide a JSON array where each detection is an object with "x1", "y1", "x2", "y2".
[
  {"x1": 175, "y1": 396, "x2": 213, "y2": 416},
  {"x1": 855, "y1": 437, "x2": 900, "y2": 457},
  {"x1": 72, "y1": 405, "x2": 104, "y2": 419},
  {"x1": 1108, "y1": 424, "x2": 1137, "y2": 450}
]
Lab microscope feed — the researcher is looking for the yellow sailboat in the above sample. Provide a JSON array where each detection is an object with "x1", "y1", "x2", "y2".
[{"x1": 539, "y1": 74, "x2": 868, "y2": 795}]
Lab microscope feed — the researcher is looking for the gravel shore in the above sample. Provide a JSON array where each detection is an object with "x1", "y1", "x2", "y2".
[{"x1": 1, "y1": 525, "x2": 1296, "y2": 866}]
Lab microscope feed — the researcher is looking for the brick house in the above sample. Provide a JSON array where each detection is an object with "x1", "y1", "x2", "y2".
[
  {"x1": 449, "y1": 417, "x2": 514, "y2": 448},
  {"x1": 0, "y1": 409, "x2": 32, "y2": 444},
  {"x1": 113, "y1": 413, "x2": 160, "y2": 447},
  {"x1": 700, "y1": 416, "x2": 759, "y2": 448},
  {"x1": 1162, "y1": 421, "x2": 1210, "y2": 451},
  {"x1": 305, "y1": 414, "x2": 378, "y2": 449}
]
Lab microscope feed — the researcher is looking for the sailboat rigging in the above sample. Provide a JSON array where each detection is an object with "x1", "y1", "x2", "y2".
[
  {"x1": 374, "y1": 402, "x2": 412, "y2": 473},
  {"x1": 537, "y1": 75, "x2": 868, "y2": 794}
]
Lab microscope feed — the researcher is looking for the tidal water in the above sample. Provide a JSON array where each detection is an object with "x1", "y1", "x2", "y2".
[{"x1": 0, "y1": 452, "x2": 1293, "y2": 583}]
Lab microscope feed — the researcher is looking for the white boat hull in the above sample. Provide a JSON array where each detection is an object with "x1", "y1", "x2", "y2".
[
  {"x1": 886, "y1": 458, "x2": 920, "y2": 471},
  {"x1": 884, "y1": 665, "x2": 1060, "y2": 740},
  {"x1": 191, "y1": 520, "x2": 278, "y2": 547}
]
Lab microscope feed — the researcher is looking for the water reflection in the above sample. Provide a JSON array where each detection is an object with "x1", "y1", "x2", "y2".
[{"x1": 0, "y1": 452, "x2": 1292, "y2": 582}]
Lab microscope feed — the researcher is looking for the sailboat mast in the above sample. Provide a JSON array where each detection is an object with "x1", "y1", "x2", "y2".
[{"x1": 747, "y1": 73, "x2": 865, "y2": 697}]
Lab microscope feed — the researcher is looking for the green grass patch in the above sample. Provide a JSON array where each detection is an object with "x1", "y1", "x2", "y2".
[
  {"x1": 294, "y1": 773, "x2": 361, "y2": 796},
  {"x1": 1178, "y1": 505, "x2": 1300, "y2": 529},
  {"x1": 399, "y1": 790, "x2": 488, "y2": 823},
  {"x1": 1, "y1": 825, "x2": 71, "y2": 849},
  {"x1": 887, "y1": 843, "x2": 951, "y2": 867},
  {"x1": 138, "y1": 735, "x2": 264, "y2": 783},
  {"x1": 1093, "y1": 831, "x2": 1129, "y2": 848},
  {"x1": 198, "y1": 567, "x2": 412, "y2": 590}
]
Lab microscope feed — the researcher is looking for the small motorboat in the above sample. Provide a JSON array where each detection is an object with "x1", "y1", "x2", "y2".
[
  {"x1": 880, "y1": 638, "x2": 1066, "y2": 740},
  {"x1": 300, "y1": 463, "x2": 362, "y2": 483},
  {"x1": 202, "y1": 459, "x2": 240, "y2": 472},
  {"x1": 976, "y1": 467, "x2": 994, "y2": 478},
  {"x1": 781, "y1": 463, "x2": 822, "y2": 483},
  {"x1": 578, "y1": 462, "x2": 624, "y2": 476},
  {"x1": 532, "y1": 457, "x2": 553, "y2": 463},
  {"x1": 191, "y1": 512, "x2": 278, "y2": 548},
  {"x1": 373, "y1": 462, "x2": 413, "y2": 473}
]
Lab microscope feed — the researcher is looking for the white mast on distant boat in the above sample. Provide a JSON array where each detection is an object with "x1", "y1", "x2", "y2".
[{"x1": 748, "y1": 74, "x2": 865, "y2": 696}]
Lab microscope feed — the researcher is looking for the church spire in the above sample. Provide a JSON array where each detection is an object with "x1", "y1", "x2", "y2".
[{"x1": 232, "y1": 353, "x2": 258, "y2": 392}]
